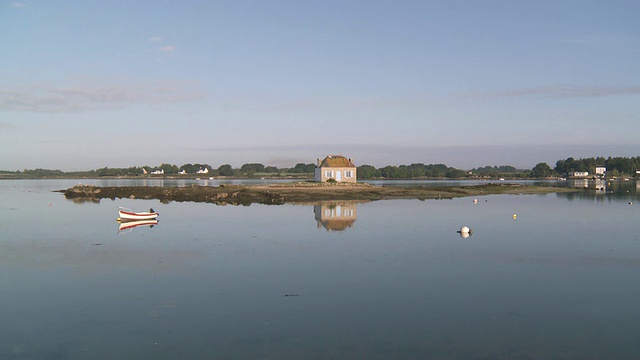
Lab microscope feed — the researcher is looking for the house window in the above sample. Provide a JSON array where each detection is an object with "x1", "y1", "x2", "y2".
[
  {"x1": 345, "y1": 170, "x2": 352, "y2": 178},
  {"x1": 325, "y1": 170, "x2": 332, "y2": 178}
]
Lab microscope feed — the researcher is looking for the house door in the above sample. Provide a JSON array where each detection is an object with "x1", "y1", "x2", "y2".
[{"x1": 336, "y1": 171, "x2": 341, "y2": 182}]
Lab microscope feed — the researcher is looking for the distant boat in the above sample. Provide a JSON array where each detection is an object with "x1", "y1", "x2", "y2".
[{"x1": 118, "y1": 207, "x2": 159, "y2": 221}]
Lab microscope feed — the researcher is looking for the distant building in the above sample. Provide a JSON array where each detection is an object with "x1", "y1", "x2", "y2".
[
  {"x1": 151, "y1": 169, "x2": 164, "y2": 175},
  {"x1": 197, "y1": 168, "x2": 209, "y2": 174},
  {"x1": 178, "y1": 170, "x2": 187, "y2": 175},
  {"x1": 568, "y1": 171, "x2": 589, "y2": 178},
  {"x1": 595, "y1": 166, "x2": 606, "y2": 176},
  {"x1": 314, "y1": 155, "x2": 357, "y2": 183}
]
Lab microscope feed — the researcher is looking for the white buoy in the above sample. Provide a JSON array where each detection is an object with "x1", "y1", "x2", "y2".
[
  {"x1": 473, "y1": 199, "x2": 478, "y2": 204},
  {"x1": 457, "y1": 226, "x2": 472, "y2": 238}
]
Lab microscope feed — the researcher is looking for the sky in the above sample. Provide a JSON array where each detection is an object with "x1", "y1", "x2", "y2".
[{"x1": 1, "y1": 0, "x2": 639, "y2": 171}]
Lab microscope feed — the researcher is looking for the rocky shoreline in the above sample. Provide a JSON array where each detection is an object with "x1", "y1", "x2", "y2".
[{"x1": 59, "y1": 182, "x2": 578, "y2": 206}]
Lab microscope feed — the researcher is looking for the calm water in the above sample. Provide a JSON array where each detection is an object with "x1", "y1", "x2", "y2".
[{"x1": 1, "y1": 179, "x2": 640, "y2": 359}]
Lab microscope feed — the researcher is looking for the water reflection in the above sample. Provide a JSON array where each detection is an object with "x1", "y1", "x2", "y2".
[
  {"x1": 559, "y1": 179, "x2": 638, "y2": 201},
  {"x1": 569, "y1": 178, "x2": 609, "y2": 193},
  {"x1": 313, "y1": 201, "x2": 360, "y2": 231},
  {"x1": 5, "y1": 181, "x2": 640, "y2": 358},
  {"x1": 69, "y1": 197, "x2": 101, "y2": 204},
  {"x1": 117, "y1": 219, "x2": 159, "y2": 234}
]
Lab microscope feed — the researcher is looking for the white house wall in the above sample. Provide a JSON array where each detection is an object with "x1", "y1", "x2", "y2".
[{"x1": 315, "y1": 167, "x2": 357, "y2": 183}]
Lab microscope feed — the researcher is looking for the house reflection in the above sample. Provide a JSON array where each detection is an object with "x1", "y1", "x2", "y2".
[
  {"x1": 569, "y1": 179, "x2": 608, "y2": 193},
  {"x1": 570, "y1": 179, "x2": 589, "y2": 189},
  {"x1": 313, "y1": 201, "x2": 359, "y2": 231}
]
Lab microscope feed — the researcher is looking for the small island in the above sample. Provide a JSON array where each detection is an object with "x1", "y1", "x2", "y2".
[{"x1": 60, "y1": 182, "x2": 578, "y2": 206}]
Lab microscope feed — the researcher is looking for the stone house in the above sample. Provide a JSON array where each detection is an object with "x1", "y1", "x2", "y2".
[{"x1": 314, "y1": 155, "x2": 357, "y2": 183}]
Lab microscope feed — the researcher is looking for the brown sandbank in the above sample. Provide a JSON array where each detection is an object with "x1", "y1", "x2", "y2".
[{"x1": 59, "y1": 182, "x2": 578, "y2": 206}]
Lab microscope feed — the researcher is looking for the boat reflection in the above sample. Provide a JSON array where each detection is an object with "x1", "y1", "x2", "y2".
[
  {"x1": 118, "y1": 219, "x2": 158, "y2": 233},
  {"x1": 313, "y1": 201, "x2": 359, "y2": 232}
]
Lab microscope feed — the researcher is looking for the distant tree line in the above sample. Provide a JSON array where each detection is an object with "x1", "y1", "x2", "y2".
[
  {"x1": 2, "y1": 156, "x2": 639, "y2": 179},
  {"x1": 88, "y1": 162, "x2": 319, "y2": 177},
  {"x1": 554, "y1": 156, "x2": 640, "y2": 177},
  {"x1": 471, "y1": 165, "x2": 518, "y2": 174},
  {"x1": 356, "y1": 163, "x2": 468, "y2": 179},
  {"x1": 20, "y1": 168, "x2": 66, "y2": 177}
]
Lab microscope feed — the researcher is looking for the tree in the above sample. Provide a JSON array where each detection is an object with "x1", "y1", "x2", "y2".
[
  {"x1": 531, "y1": 162, "x2": 551, "y2": 178},
  {"x1": 179, "y1": 163, "x2": 197, "y2": 173},
  {"x1": 357, "y1": 165, "x2": 378, "y2": 179},
  {"x1": 446, "y1": 168, "x2": 467, "y2": 178},
  {"x1": 287, "y1": 163, "x2": 315, "y2": 173},
  {"x1": 379, "y1": 165, "x2": 400, "y2": 178},
  {"x1": 159, "y1": 163, "x2": 179, "y2": 174},
  {"x1": 426, "y1": 164, "x2": 448, "y2": 178},
  {"x1": 218, "y1": 164, "x2": 233, "y2": 176},
  {"x1": 241, "y1": 163, "x2": 265, "y2": 173}
]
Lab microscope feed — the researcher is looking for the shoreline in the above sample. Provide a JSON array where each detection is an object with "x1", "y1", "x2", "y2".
[{"x1": 60, "y1": 183, "x2": 580, "y2": 206}]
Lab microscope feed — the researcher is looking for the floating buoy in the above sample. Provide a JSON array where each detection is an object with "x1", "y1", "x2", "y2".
[
  {"x1": 473, "y1": 199, "x2": 478, "y2": 204},
  {"x1": 629, "y1": 202, "x2": 633, "y2": 205},
  {"x1": 457, "y1": 226, "x2": 472, "y2": 238},
  {"x1": 513, "y1": 214, "x2": 517, "y2": 219}
]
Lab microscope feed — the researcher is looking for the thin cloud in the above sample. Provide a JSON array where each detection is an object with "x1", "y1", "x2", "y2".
[
  {"x1": 495, "y1": 85, "x2": 640, "y2": 99},
  {"x1": 148, "y1": 37, "x2": 163, "y2": 42},
  {"x1": 219, "y1": 94, "x2": 426, "y2": 114},
  {"x1": 159, "y1": 45, "x2": 175, "y2": 53},
  {"x1": 0, "y1": 80, "x2": 203, "y2": 113},
  {"x1": 11, "y1": 2, "x2": 26, "y2": 8}
]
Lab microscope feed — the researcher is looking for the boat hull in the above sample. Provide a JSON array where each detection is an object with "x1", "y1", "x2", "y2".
[{"x1": 118, "y1": 209, "x2": 159, "y2": 220}]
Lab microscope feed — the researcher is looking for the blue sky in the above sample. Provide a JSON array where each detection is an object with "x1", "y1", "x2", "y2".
[{"x1": 1, "y1": 1, "x2": 639, "y2": 171}]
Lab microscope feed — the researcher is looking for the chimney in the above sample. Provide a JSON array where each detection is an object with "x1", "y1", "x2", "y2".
[{"x1": 317, "y1": 158, "x2": 320, "y2": 166}]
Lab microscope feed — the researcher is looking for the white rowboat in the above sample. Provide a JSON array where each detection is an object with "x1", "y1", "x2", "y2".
[{"x1": 118, "y1": 207, "x2": 159, "y2": 221}]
